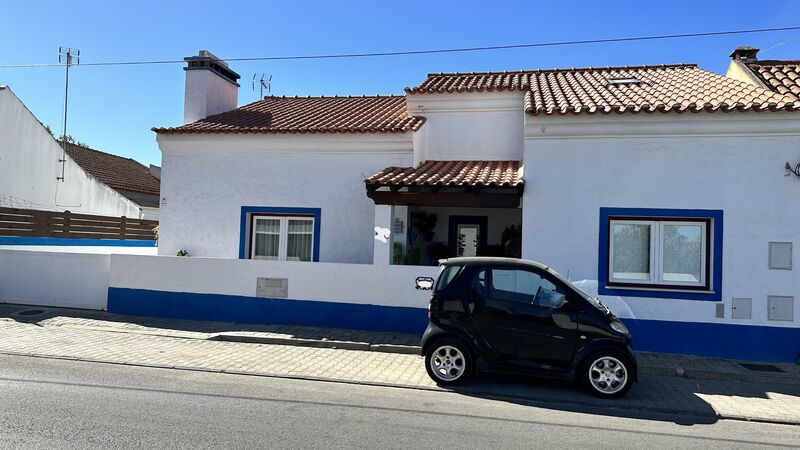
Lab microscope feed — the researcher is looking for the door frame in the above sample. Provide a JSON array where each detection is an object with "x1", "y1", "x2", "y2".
[{"x1": 448, "y1": 215, "x2": 488, "y2": 257}]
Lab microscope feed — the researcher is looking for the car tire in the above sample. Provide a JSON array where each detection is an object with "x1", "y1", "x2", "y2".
[
  {"x1": 579, "y1": 351, "x2": 634, "y2": 399},
  {"x1": 424, "y1": 338, "x2": 473, "y2": 386}
]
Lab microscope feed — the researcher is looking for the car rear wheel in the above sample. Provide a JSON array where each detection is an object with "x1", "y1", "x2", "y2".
[
  {"x1": 580, "y1": 351, "x2": 633, "y2": 398},
  {"x1": 424, "y1": 338, "x2": 472, "y2": 386}
]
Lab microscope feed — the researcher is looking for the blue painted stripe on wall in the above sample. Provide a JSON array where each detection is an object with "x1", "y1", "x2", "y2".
[
  {"x1": 622, "y1": 318, "x2": 800, "y2": 363},
  {"x1": 106, "y1": 288, "x2": 799, "y2": 362},
  {"x1": 107, "y1": 287, "x2": 428, "y2": 334},
  {"x1": 0, "y1": 236, "x2": 157, "y2": 247}
]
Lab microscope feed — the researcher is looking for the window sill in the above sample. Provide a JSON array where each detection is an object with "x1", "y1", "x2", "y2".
[{"x1": 599, "y1": 284, "x2": 720, "y2": 302}]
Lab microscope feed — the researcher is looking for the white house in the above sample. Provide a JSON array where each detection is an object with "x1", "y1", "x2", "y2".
[
  {"x1": 0, "y1": 85, "x2": 159, "y2": 219},
  {"x1": 724, "y1": 45, "x2": 800, "y2": 99},
  {"x1": 144, "y1": 51, "x2": 800, "y2": 361}
]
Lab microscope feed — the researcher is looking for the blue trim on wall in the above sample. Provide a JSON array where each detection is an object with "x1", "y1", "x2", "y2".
[
  {"x1": 107, "y1": 287, "x2": 428, "y2": 334},
  {"x1": 106, "y1": 287, "x2": 799, "y2": 361},
  {"x1": 598, "y1": 207, "x2": 723, "y2": 301},
  {"x1": 0, "y1": 236, "x2": 157, "y2": 247},
  {"x1": 238, "y1": 206, "x2": 321, "y2": 261},
  {"x1": 622, "y1": 318, "x2": 800, "y2": 362}
]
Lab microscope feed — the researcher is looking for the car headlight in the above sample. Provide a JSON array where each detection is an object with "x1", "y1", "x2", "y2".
[{"x1": 610, "y1": 320, "x2": 629, "y2": 335}]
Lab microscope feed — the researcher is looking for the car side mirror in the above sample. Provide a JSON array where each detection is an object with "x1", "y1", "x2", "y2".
[{"x1": 559, "y1": 299, "x2": 577, "y2": 312}]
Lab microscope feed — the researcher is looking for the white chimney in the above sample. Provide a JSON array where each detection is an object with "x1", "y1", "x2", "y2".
[{"x1": 183, "y1": 50, "x2": 241, "y2": 124}]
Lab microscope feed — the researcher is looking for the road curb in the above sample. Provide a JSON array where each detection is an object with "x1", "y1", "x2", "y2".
[{"x1": 1, "y1": 350, "x2": 798, "y2": 427}]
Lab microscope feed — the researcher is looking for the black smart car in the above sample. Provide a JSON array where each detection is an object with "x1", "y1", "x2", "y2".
[{"x1": 420, "y1": 257, "x2": 637, "y2": 398}]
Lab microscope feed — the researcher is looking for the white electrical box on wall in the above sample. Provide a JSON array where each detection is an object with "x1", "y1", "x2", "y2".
[
  {"x1": 768, "y1": 296, "x2": 794, "y2": 322},
  {"x1": 257, "y1": 277, "x2": 288, "y2": 298},
  {"x1": 731, "y1": 297, "x2": 752, "y2": 320},
  {"x1": 768, "y1": 242, "x2": 792, "y2": 270}
]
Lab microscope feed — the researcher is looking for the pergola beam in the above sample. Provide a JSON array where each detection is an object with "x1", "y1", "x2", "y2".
[{"x1": 366, "y1": 190, "x2": 521, "y2": 208}]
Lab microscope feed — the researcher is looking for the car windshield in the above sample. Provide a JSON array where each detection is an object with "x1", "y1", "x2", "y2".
[{"x1": 545, "y1": 268, "x2": 608, "y2": 312}]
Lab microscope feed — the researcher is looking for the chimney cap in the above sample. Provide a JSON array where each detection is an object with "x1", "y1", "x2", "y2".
[
  {"x1": 730, "y1": 46, "x2": 760, "y2": 61},
  {"x1": 184, "y1": 50, "x2": 241, "y2": 85}
]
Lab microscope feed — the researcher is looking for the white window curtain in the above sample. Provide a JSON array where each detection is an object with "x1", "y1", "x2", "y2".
[
  {"x1": 287, "y1": 219, "x2": 313, "y2": 262},
  {"x1": 253, "y1": 218, "x2": 280, "y2": 260}
]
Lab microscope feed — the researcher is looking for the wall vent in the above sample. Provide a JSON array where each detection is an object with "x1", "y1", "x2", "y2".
[{"x1": 768, "y1": 242, "x2": 792, "y2": 270}]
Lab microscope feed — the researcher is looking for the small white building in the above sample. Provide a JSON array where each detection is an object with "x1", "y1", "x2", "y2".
[
  {"x1": 0, "y1": 85, "x2": 159, "y2": 219},
  {"x1": 150, "y1": 51, "x2": 800, "y2": 361}
]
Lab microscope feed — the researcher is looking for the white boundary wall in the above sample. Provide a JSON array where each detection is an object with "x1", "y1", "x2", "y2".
[
  {"x1": 110, "y1": 254, "x2": 437, "y2": 309},
  {"x1": 0, "y1": 249, "x2": 438, "y2": 312},
  {"x1": 0, "y1": 249, "x2": 110, "y2": 310}
]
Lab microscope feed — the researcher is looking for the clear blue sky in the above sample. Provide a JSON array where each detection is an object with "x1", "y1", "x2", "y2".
[{"x1": 2, "y1": 1, "x2": 799, "y2": 166}]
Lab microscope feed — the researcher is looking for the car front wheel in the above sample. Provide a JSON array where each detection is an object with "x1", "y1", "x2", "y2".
[
  {"x1": 424, "y1": 338, "x2": 472, "y2": 386},
  {"x1": 580, "y1": 352, "x2": 633, "y2": 398}
]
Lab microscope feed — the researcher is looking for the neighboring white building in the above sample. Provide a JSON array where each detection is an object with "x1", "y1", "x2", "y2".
[
  {"x1": 151, "y1": 51, "x2": 800, "y2": 361},
  {"x1": 0, "y1": 85, "x2": 158, "y2": 219}
]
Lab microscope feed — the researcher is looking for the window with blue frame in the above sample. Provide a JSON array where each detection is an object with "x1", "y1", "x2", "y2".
[
  {"x1": 239, "y1": 207, "x2": 321, "y2": 262},
  {"x1": 598, "y1": 208, "x2": 722, "y2": 301}
]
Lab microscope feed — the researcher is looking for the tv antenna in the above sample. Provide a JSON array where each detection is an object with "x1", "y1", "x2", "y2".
[
  {"x1": 57, "y1": 46, "x2": 80, "y2": 182},
  {"x1": 252, "y1": 73, "x2": 271, "y2": 98}
]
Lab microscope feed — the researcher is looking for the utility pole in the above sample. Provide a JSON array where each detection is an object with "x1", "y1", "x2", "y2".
[{"x1": 57, "y1": 47, "x2": 79, "y2": 182}]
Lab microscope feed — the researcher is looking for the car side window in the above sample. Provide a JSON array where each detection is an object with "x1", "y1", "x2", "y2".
[
  {"x1": 489, "y1": 268, "x2": 567, "y2": 309},
  {"x1": 471, "y1": 269, "x2": 488, "y2": 297}
]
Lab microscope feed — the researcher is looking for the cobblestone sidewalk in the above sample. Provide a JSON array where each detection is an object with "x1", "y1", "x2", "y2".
[
  {"x1": 0, "y1": 313, "x2": 798, "y2": 425},
  {"x1": 1, "y1": 303, "x2": 797, "y2": 385}
]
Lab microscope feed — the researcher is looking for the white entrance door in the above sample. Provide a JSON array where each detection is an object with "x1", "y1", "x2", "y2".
[{"x1": 457, "y1": 224, "x2": 480, "y2": 257}]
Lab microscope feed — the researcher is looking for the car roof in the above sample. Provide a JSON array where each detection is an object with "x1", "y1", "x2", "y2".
[{"x1": 439, "y1": 257, "x2": 550, "y2": 271}]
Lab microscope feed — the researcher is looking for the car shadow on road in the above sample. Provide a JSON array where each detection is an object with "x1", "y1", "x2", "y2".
[{"x1": 442, "y1": 371, "x2": 800, "y2": 425}]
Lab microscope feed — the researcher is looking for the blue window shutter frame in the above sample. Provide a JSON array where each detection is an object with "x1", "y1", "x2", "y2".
[
  {"x1": 239, "y1": 206, "x2": 321, "y2": 261},
  {"x1": 598, "y1": 207, "x2": 723, "y2": 301}
]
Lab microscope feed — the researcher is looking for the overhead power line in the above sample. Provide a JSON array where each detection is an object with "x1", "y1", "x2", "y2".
[{"x1": 2, "y1": 25, "x2": 800, "y2": 69}]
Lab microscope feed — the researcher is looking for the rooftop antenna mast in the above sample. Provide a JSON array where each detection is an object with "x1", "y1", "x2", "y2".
[
  {"x1": 252, "y1": 73, "x2": 271, "y2": 98},
  {"x1": 57, "y1": 47, "x2": 80, "y2": 182}
]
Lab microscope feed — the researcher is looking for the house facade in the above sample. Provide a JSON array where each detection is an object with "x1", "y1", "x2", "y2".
[{"x1": 153, "y1": 51, "x2": 800, "y2": 361}]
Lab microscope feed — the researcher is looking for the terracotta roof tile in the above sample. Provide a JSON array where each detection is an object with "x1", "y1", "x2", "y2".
[
  {"x1": 61, "y1": 142, "x2": 160, "y2": 197},
  {"x1": 743, "y1": 60, "x2": 800, "y2": 100},
  {"x1": 407, "y1": 64, "x2": 800, "y2": 115},
  {"x1": 154, "y1": 95, "x2": 425, "y2": 134},
  {"x1": 365, "y1": 160, "x2": 523, "y2": 188}
]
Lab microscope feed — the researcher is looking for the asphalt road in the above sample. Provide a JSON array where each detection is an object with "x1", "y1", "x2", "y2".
[{"x1": 0, "y1": 355, "x2": 797, "y2": 449}]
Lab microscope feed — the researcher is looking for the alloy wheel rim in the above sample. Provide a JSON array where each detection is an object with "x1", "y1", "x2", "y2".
[
  {"x1": 430, "y1": 345, "x2": 466, "y2": 381},
  {"x1": 589, "y1": 356, "x2": 627, "y2": 395}
]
